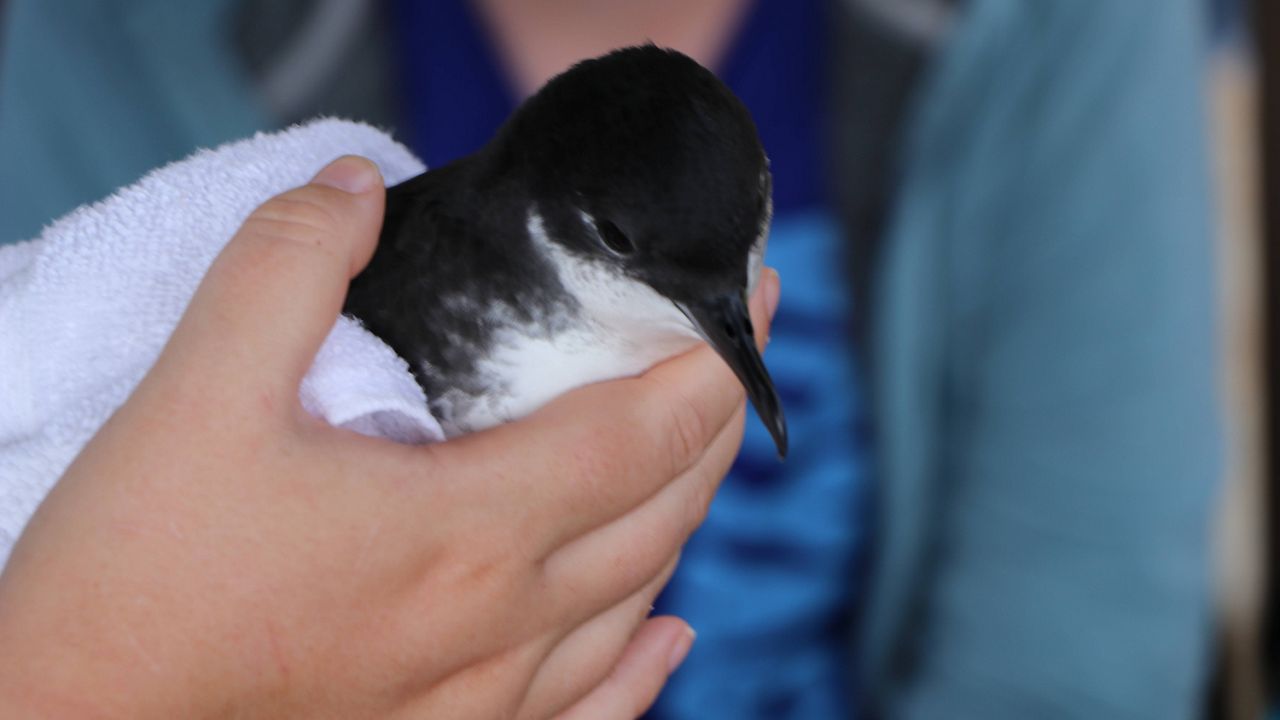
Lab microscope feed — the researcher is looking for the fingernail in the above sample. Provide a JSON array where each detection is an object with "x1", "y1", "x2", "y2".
[
  {"x1": 763, "y1": 268, "x2": 781, "y2": 320},
  {"x1": 312, "y1": 155, "x2": 381, "y2": 194},
  {"x1": 667, "y1": 625, "x2": 696, "y2": 673}
]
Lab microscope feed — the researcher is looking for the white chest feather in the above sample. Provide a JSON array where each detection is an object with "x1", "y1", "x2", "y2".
[
  {"x1": 431, "y1": 208, "x2": 765, "y2": 437},
  {"x1": 430, "y1": 212, "x2": 699, "y2": 435}
]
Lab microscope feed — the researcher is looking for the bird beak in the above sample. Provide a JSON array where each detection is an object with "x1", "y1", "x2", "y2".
[{"x1": 676, "y1": 292, "x2": 788, "y2": 459}]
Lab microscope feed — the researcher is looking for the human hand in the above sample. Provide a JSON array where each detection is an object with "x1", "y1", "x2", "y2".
[{"x1": 0, "y1": 156, "x2": 779, "y2": 719}]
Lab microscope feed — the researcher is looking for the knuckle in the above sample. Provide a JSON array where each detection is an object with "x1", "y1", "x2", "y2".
[
  {"x1": 615, "y1": 542, "x2": 664, "y2": 596},
  {"x1": 658, "y1": 387, "x2": 710, "y2": 472},
  {"x1": 248, "y1": 193, "x2": 345, "y2": 245},
  {"x1": 567, "y1": 439, "x2": 628, "y2": 502},
  {"x1": 552, "y1": 424, "x2": 633, "y2": 514},
  {"x1": 683, "y1": 472, "x2": 717, "y2": 532},
  {"x1": 433, "y1": 537, "x2": 525, "y2": 602}
]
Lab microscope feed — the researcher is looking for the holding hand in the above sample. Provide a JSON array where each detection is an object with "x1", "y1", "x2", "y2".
[{"x1": 0, "y1": 157, "x2": 778, "y2": 719}]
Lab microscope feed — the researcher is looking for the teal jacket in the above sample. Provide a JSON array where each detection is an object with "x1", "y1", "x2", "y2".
[
  {"x1": 859, "y1": 2, "x2": 1220, "y2": 717},
  {"x1": 0, "y1": 0, "x2": 264, "y2": 243},
  {"x1": 1, "y1": 1, "x2": 1222, "y2": 717}
]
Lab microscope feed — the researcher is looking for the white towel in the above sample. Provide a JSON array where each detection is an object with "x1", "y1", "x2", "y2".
[{"x1": 0, "y1": 119, "x2": 446, "y2": 566}]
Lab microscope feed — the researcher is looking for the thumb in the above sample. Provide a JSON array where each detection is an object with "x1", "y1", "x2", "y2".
[{"x1": 156, "y1": 156, "x2": 385, "y2": 412}]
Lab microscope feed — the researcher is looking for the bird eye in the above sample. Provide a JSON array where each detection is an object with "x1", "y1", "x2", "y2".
[{"x1": 595, "y1": 219, "x2": 635, "y2": 256}]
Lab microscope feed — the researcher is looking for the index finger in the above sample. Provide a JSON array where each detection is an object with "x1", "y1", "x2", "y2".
[{"x1": 424, "y1": 269, "x2": 780, "y2": 554}]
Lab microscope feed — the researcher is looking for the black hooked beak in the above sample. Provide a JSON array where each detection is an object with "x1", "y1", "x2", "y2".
[{"x1": 676, "y1": 292, "x2": 788, "y2": 459}]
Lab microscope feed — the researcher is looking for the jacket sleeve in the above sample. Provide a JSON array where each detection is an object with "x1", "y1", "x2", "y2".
[{"x1": 864, "y1": 2, "x2": 1223, "y2": 717}]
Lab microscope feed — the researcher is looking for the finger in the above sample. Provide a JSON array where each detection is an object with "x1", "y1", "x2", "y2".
[
  {"x1": 539, "y1": 403, "x2": 745, "y2": 619},
  {"x1": 422, "y1": 268, "x2": 780, "y2": 556},
  {"x1": 518, "y1": 556, "x2": 681, "y2": 720},
  {"x1": 552, "y1": 617, "x2": 694, "y2": 720},
  {"x1": 535, "y1": 276, "x2": 770, "y2": 615},
  {"x1": 154, "y1": 156, "x2": 385, "y2": 409}
]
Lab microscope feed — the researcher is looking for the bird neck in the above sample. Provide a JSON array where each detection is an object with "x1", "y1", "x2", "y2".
[{"x1": 344, "y1": 155, "x2": 570, "y2": 404}]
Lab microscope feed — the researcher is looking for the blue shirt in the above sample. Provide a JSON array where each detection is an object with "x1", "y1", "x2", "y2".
[{"x1": 391, "y1": 3, "x2": 868, "y2": 716}]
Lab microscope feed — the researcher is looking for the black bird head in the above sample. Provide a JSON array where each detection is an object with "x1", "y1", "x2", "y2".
[{"x1": 486, "y1": 45, "x2": 787, "y2": 457}]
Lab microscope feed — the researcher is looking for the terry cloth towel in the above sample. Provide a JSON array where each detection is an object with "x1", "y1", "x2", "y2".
[{"x1": 0, "y1": 119, "x2": 445, "y2": 567}]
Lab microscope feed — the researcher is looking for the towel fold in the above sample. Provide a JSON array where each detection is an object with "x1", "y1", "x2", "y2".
[{"x1": 0, "y1": 119, "x2": 445, "y2": 566}]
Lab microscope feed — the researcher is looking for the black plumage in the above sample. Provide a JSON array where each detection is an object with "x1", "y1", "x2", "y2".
[{"x1": 344, "y1": 45, "x2": 788, "y2": 456}]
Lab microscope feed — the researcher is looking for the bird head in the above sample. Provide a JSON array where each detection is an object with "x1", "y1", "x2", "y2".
[{"x1": 487, "y1": 45, "x2": 787, "y2": 457}]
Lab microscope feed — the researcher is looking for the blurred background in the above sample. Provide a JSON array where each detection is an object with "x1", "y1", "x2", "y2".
[{"x1": 0, "y1": 1, "x2": 1275, "y2": 718}]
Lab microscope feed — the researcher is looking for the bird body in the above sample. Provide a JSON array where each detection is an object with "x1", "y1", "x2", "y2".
[{"x1": 344, "y1": 45, "x2": 788, "y2": 456}]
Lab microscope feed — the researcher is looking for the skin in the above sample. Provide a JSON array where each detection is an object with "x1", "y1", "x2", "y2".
[
  {"x1": 475, "y1": 0, "x2": 749, "y2": 97},
  {"x1": 0, "y1": 156, "x2": 780, "y2": 719}
]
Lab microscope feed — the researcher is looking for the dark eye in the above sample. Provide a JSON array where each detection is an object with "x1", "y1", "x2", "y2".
[{"x1": 595, "y1": 219, "x2": 635, "y2": 256}]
